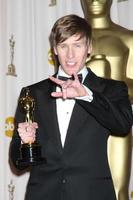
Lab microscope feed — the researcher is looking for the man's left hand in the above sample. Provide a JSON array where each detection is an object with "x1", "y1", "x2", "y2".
[{"x1": 49, "y1": 73, "x2": 87, "y2": 99}]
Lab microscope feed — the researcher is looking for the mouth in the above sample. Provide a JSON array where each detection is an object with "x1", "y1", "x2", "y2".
[{"x1": 66, "y1": 61, "x2": 76, "y2": 67}]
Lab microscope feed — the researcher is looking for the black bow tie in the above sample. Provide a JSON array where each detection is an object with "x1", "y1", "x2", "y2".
[{"x1": 58, "y1": 74, "x2": 83, "y2": 83}]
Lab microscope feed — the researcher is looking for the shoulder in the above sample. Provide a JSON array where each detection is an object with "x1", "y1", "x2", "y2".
[
  {"x1": 113, "y1": 24, "x2": 133, "y2": 43},
  {"x1": 101, "y1": 77, "x2": 127, "y2": 88},
  {"x1": 28, "y1": 78, "x2": 50, "y2": 89},
  {"x1": 88, "y1": 68, "x2": 127, "y2": 89},
  {"x1": 99, "y1": 77, "x2": 128, "y2": 99},
  {"x1": 20, "y1": 77, "x2": 54, "y2": 97},
  {"x1": 89, "y1": 69, "x2": 128, "y2": 98},
  {"x1": 96, "y1": 73, "x2": 128, "y2": 89}
]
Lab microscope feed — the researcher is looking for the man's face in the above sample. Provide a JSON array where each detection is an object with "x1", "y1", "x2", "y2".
[
  {"x1": 83, "y1": 0, "x2": 112, "y2": 15},
  {"x1": 54, "y1": 35, "x2": 91, "y2": 75}
]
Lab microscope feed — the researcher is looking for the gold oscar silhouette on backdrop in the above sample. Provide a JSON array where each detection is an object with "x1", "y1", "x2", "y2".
[{"x1": 81, "y1": 0, "x2": 132, "y2": 200}]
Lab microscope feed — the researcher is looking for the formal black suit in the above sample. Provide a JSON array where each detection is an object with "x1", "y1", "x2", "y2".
[{"x1": 10, "y1": 68, "x2": 133, "y2": 200}]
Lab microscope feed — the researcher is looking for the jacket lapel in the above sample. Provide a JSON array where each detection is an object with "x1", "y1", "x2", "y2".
[
  {"x1": 63, "y1": 68, "x2": 105, "y2": 152},
  {"x1": 84, "y1": 68, "x2": 105, "y2": 93},
  {"x1": 63, "y1": 101, "x2": 89, "y2": 151},
  {"x1": 36, "y1": 79, "x2": 63, "y2": 154}
]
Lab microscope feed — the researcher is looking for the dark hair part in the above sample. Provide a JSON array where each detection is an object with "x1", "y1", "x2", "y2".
[{"x1": 49, "y1": 14, "x2": 92, "y2": 69}]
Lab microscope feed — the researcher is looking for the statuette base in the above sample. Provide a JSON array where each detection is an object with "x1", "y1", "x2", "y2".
[{"x1": 16, "y1": 143, "x2": 46, "y2": 166}]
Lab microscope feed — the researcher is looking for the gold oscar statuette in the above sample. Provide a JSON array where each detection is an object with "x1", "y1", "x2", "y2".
[
  {"x1": 6, "y1": 35, "x2": 17, "y2": 77},
  {"x1": 16, "y1": 87, "x2": 46, "y2": 166}
]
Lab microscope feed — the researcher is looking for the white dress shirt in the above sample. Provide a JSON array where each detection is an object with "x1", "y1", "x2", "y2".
[{"x1": 56, "y1": 66, "x2": 93, "y2": 147}]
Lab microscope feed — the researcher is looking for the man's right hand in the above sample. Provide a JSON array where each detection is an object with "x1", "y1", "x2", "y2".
[{"x1": 17, "y1": 122, "x2": 38, "y2": 144}]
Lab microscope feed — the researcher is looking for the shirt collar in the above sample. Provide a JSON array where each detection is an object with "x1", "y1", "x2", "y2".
[{"x1": 57, "y1": 66, "x2": 88, "y2": 83}]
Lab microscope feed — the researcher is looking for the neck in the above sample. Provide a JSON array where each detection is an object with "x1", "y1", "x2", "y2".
[{"x1": 86, "y1": 14, "x2": 112, "y2": 29}]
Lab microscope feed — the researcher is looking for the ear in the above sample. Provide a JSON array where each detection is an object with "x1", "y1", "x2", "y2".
[
  {"x1": 88, "y1": 41, "x2": 92, "y2": 54},
  {"x1": 54, "y1": 47, "x2": 58, "y2": 55}
]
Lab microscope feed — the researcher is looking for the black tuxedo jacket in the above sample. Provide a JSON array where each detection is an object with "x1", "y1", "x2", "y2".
[{"x1": 10, "y1": 68, "x2": 133, "y2": 200}]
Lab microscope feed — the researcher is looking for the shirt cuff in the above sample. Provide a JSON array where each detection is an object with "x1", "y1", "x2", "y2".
[{"x1": 76, "y1": 85, "x2": 93, "y2": 102}]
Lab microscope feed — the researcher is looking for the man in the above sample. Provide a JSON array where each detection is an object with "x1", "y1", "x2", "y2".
[{"x1": 10, "y1": 14, "x2": 133, "y2": 200}]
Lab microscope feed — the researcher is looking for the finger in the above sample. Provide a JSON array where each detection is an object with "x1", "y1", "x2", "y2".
[
  {"x1": 19, "y1": 130, "x2": 35, "y2": 137},
  {"x1": 18, "y1": 125, "x2": 35, "y2": 135},
  {"x1": 18, "y1": 122, "x2": 38, "y2": 131},
  {"x1": 18, "y1": 127, "x2": 27, "y2": 135},
  {"x1": 19, "y1": 130, "x2": 36, "y2": 140},
  {"x1": 18, "y1": 122, "x2": 28, "y2": 128},
  {"x1": 62, "y1": 79, "x2": 72, "y2": 89},
  {"x1": 21, "y1": 136, "x2": 35, "y2": 144},
  {"x1": 62, "y1": 87, "x2": 67, "y2": 99},
  {"x1": 26, "y1": 126, "x2": 33, "y2": 132},
  {"x1": 49, "y1": 76, "x2": 64, "y2": 86},
  {"x1": 73, "y1": 73, "x2": 79, "y2": 82},
  {"x1": 51, "y1": 91, "x2": 63, "y2": 97},
  {"x1": 32, "y1": 122, "x2": 38, "y2": 128}
]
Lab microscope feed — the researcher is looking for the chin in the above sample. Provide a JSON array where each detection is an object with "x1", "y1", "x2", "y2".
[
  {"x1": 66, "y1": 72, "x2": 73, "y2": 76},
  {"x1": 64, "y1": 69, "x2": 73, "y2": 75},
  {"x1": 69, "y1": 69, "x2": 79, "y2": 74}
]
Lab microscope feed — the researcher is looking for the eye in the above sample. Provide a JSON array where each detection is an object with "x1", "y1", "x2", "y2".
[
  {"x1": 75, "y1": 43, "x2": 81, "y2": 48},
  {"x1": 59, "y1": 44, "x2": 66, "y2": 49}
]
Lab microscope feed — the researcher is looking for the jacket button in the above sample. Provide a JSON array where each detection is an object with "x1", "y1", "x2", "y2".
[{"x1": 62, "y1": 179, "x2": 66, "y2": 184}]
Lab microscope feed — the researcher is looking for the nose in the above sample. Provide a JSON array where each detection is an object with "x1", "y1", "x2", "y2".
[{"x1": 67, "y1": 47, "x2": 74, "y2": 59}]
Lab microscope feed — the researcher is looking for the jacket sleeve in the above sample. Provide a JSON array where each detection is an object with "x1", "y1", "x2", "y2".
[
  {"x1": 76, "y1": 81, "x2": 133, "y2": 136},
  {"x1": 10, "y1": 88, "x2": 29, "y2": 170}
]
